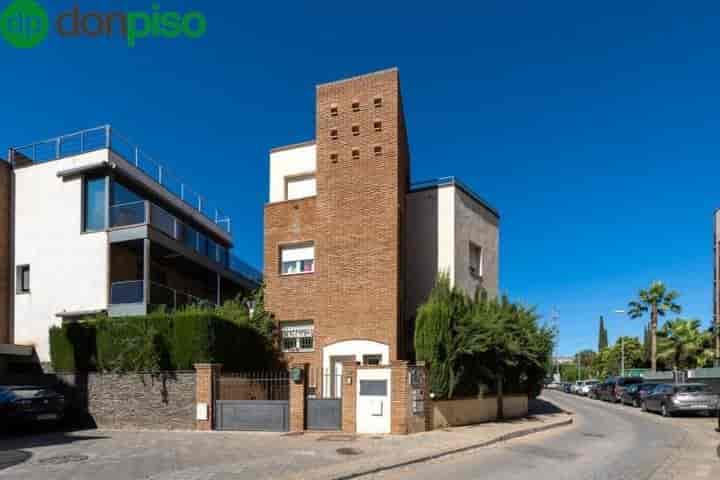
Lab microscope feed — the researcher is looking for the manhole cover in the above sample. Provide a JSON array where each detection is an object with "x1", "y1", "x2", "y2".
[
  {"x1": 37, "y1": 455, "x2": 89, "y2": 465},
  {"x1": 582, "y1": 432, "x2": 605, "y2": 438},
  {"x1": 318, "y1": 434, "x2": 356, "y2": 442},
  {"x1": 370, "y1": 436, "x2": 384, "y2": 440},
  {"x1": 336, "y1": 448, "x2": 363, "y2": 455}
]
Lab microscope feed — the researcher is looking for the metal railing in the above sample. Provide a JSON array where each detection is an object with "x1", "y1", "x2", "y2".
[
  {"x1": 217, "y1": 371, "x2": 290, "y2": 401},
  {"x1": 8, "y1": 125, "x2": 232, "y2": 233},
  {"x1": 149, "y1": 281, "x2": 215, "y2": 310},
  {"x1": 109, "y1": 280, "x2": 216, "y2": 309}
]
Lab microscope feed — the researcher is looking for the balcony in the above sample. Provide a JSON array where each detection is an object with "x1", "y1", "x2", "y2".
[
  {"x1": 109, "y1": 199, "x2": 261, "y2": 285},
  {"x1": 8, "y1": 125, "x2": 232, "y2": 233},
  {"x1": 110, "y1": 280, "x2": 215, "y2": 311}
]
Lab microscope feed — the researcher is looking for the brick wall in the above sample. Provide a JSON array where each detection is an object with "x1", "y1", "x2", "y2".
[
  {"x1": 0, "y1": 161, "x2": 11, "y2": 344},
  {"x1": 341, "y1": 361, "x2": 357, "y2": 433},
  {"x1": 265, "y1": 68, "x2": 410, "y2": 374}
]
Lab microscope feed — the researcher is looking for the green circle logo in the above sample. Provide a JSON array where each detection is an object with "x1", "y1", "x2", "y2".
[{"x1": 0, "y1": 0, "x2": 48, "y2": 48}]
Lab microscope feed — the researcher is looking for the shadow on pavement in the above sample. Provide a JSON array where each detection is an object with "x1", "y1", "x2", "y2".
[
  {"x1": 529, "y1": 397, "x2": 568, "y2": 415},
  {"x1": 0, "y1": 425, "x2": 107, "y2": 470}
]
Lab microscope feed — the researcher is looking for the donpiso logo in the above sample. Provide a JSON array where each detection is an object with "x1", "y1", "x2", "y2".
[
  {"x1": 0, "y1": 1, "x2": 206, "y2": 48},
  {"x1": 0, "y1": 0, "x2": 49, "y2": 48}
]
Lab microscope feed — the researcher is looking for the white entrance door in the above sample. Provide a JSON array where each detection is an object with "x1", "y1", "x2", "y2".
[{"x1": 356, "y1": 368, "x2": 391, "y2": 434}]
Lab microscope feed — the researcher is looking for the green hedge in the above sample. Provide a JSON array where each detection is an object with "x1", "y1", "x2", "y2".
[{"x1": 49, "y1": 311, "x2": 279, "y2": 373}]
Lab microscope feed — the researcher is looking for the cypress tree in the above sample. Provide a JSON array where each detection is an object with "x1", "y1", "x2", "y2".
[{"x1": 598, "y1": 316, "x2": 608, "y2": 350}]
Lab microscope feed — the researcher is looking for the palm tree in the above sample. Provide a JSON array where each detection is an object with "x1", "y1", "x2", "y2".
[
  {"x1": 657, "y1": 318, "x2": 711, "y2": 369},
  {"x1": 627, "y1": 281, "x2": 681, "y2": 371}
]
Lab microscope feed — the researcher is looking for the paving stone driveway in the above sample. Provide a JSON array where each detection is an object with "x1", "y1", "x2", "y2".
[{"x1": 0, "y1": 401, "x2": 572, "y2": 480}]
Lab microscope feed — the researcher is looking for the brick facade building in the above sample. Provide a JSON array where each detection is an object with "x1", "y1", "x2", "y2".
[{"x1": 264, "y1": 68, "x2": 500, "y2": 392}]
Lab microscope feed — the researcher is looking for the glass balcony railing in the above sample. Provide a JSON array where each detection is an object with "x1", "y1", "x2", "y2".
[
  {"x1": 108, "y1": 199, "x2": 262, "y2": 285},
  {"x1": 8, "y1": 125, "x2": 232, "y2": 233},
  {"x1": 109, "y1": 280, "x2": 216, "y2": 309},
  {"x1": 110, "y1": 280, "x2": 144, "y2": 304},
  {"x1": 110, "y1": 201, "x2": 146, "y2": 228}
]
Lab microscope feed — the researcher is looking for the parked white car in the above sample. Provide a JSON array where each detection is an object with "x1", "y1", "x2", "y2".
[
  {"x1": 579, "y1": 380, "x2": 600, "y2": 396},
  {"x1": 571, "y1": 381, "x2": 584, "y2": 394}
]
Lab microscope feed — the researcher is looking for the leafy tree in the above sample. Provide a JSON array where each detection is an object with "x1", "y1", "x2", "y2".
[
  {"x1": 627, "y1": 281, "x2": 681, "y2": 371},
  {"x1": 598, "y1": 317, "x2": 608, "y2": 351},
  {"x1": 657, "y1": 318, "x2": 712, "y2": 369},
  {"x1": 414, "y1": 274, "x2": 470, "y2": 399}
]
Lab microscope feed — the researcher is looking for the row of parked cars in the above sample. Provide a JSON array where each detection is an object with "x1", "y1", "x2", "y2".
[{"x1": 549, "y1": 377, "x2": 720, "y2": 417}]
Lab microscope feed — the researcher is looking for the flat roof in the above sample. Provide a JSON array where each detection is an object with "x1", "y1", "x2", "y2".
[
  {"x1": 410, "y1": 177, "x2": 500, "y2": 219},
  {"x1": 270, "y1": 140, "x2": 315, "y2": 154},
  {"x1": 316, "y1": 67, "x2": 399, "y2": 88}
]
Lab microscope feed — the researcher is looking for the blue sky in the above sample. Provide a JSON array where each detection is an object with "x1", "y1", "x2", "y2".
[{"x1": 2, "y1": 1, "x2": 719, "y2": 355}]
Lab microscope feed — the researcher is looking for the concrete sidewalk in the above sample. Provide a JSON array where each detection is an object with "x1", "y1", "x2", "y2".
[{"x1": 0, "y1": 401, "x2": 572, "y2": 480}]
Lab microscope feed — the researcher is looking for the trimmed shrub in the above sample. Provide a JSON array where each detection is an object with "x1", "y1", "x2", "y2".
[{"x1": 49, "y1": 310, "x2": 281, "y2": 373}]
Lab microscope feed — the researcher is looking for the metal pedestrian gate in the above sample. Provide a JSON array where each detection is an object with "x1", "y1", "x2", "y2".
[
  {"x1": 306, "y1": 369, "x2": 342, "y2": 430},
  {"x1": 215, "y1": 371, "x2": 289, "y2": 431}
]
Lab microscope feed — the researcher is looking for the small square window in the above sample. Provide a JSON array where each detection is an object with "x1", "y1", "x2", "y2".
[
  {"x1": 352, "y1": 148, "x2": 360, "y2": 160},
  {"x1": 16, "y1": 265, "x2": 30, "y2": 293},
  {"x1": 330, "y1": 153, "x2": 339, "y2": 163},
  {"x1": 352, "y1": 101, "x2": 360, "y2": 112},
  {"x1": 373, "y1": 97, "x2": 382, "y2": 108},
  {"x1": 351, "y1": 125, "x2": 360, "y2": 136},
  {"x1": 330, "y1": 129, "x2": 338, "y2": 140},
  {"x1": 281, "y1": 321, "x2": 314, "y2": 352},
  {"x1": 373, "y1": 121, "x2": 382, "y2": 132},
  {"x1": 330, "y1": 104, "x2": 338, "y2": 116},
  {"x1": 373, "y1": 145, "x2": 383, "y2": 156}
]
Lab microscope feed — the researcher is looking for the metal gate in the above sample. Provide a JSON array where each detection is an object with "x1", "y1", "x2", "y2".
[
  {"x1": 306, "y1": 369, "x2": 342, "y2": 430},
  {"x1": 215, "y1": 371, "x2": 289, "y2": 431}
]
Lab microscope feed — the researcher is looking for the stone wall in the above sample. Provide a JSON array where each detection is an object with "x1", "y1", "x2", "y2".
[
  {"x1": 55, "y1": 371, "x2": 196, "y2": 430},
  {"x1": 430, "y1": 395, "x2": 528, "y2": 429}
]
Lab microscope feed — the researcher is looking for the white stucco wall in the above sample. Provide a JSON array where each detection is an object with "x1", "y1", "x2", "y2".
[
  {"x1": 405, "y1": 183, "x2": 499, "y2": 322},
  {"x1": 404, "y1": 185, "x2": 455, "y2": 321},
  {"x1": 13, "y1": 151, "x2": 111, "y2": 362},
  {"x1": 268, "y1": 143, "x2": 316, "y2": 203},
  {"x1": 322, "y1": 340, "x2": 390, "y2": 371}
]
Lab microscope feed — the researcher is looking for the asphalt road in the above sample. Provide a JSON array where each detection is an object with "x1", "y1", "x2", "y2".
[{"x1": 367, "y1": 390, "x2": 719, "y2": 480}]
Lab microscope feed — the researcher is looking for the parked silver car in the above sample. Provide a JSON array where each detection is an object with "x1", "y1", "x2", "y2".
[{"x1": 642, "y1": 383, "x2": 719, "y2": 417}]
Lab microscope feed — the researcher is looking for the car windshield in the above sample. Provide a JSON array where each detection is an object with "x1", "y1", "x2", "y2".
[
  {"x1": 9, "y1": 388, "x2": 53, "y2": 399},
  {"x1": 675, "y1": 385, "x2": 711, "y2": 393}
]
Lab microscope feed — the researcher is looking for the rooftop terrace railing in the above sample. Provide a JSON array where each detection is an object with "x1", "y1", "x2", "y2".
[{"x1": 8, "y1": 125, "x2": 232, "y2": 233}]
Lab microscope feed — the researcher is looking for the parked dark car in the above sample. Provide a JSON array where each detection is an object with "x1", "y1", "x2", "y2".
[
  {"x1": 562, "y1": 382, "x2": 572, "y2": 393},
  {"x1": 621, "y1": 382, "x2": 660, "y2": 408},
  {"x1": 0, "y1": 385, "x2": 66, "y2": 428},
  {"x1": 642, "y1": 383, "x2": 719, "y2": 417},
  {"x1": 598, "y1": 376, "x2": 644, "y2": 403},
  {"x1": 587, "y1": 383, "x2": 602, "y2": 399}
]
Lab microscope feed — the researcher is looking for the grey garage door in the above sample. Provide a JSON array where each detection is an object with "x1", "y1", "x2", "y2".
[{"x1": 215, "y1": 400, "x2": 289, "y2": 431}]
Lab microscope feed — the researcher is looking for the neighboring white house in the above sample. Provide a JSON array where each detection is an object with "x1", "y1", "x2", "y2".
[
  {"x1": 7, "y1": 125, "x2": 261, "y2": 364},
  {"x1": 405, "y1": 177, "x2": 500, "y2": 330}
]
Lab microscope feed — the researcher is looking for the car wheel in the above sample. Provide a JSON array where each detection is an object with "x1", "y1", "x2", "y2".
[
  {"x1": 661, "y1": 404, "x2": 672, "y2": 417},
  {"x1": 641, "y1": 401, "x2": 648, "y2": 412}
]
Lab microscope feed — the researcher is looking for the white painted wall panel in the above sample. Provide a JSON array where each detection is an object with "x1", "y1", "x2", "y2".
[
  {"x1": 269, "y1": 144, "x2": 316, "y2": 203},
  {"x1": 13, "y1": 150, "x2": 110, "y2": 362}
]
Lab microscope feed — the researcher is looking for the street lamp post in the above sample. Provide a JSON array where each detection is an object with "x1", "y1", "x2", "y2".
[{"x1": 615, "y1": 310, "x2": 626, "y2": 377}]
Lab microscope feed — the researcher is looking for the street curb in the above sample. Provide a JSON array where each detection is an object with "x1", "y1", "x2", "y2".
[{"x1": 331, "y1": 417, "x2": 574, "y2": 480}]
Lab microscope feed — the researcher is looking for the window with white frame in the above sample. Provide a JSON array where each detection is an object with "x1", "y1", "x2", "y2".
[
  {"x1": 281, "y1": 321, "x2": 314, "y2": 352},
  {"x1": 280, "y1": 243, "x2": 315, "y2": 275},
  {"x1": 469, "y1": 243, "x2": 482, "y2": 277},
  {"x1": 285, "y1": 174, "x2": 316, "y2": 201}
]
